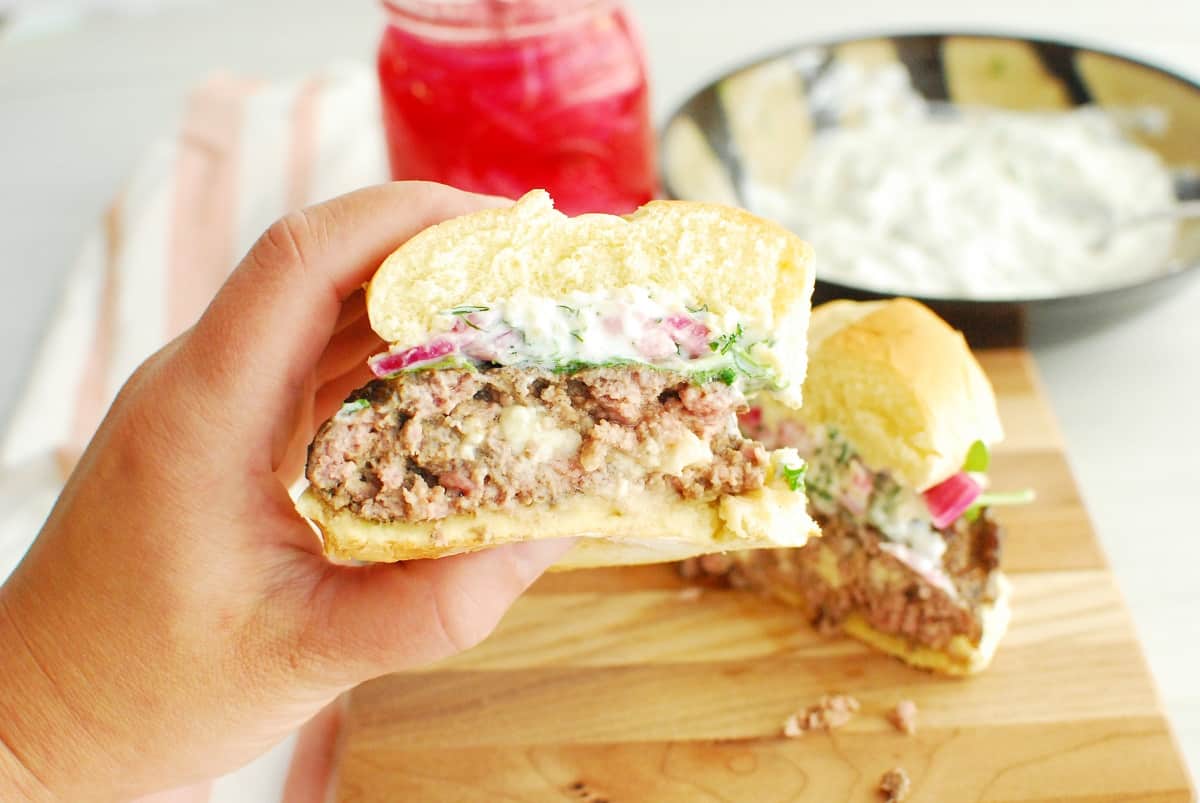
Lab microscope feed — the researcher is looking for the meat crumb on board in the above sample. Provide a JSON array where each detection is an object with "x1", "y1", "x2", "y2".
[
  {"x1": 677, "y1": 557, "x2": 702, "y2": 580},
  {"x1": 781, "y1": 694, "x2": 860, "y2": 737},
  {"x1": 888, "y1": 699, "x2": 919, "y2": 734},
  {"x1": 697, "y1": 553, "x2": 734, "y2": 575},
  {"x1": 878, "y1": 767, "x2": 911, "y2": 802}
]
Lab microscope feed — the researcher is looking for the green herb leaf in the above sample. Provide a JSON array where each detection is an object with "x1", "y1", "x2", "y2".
[
  {"x1": 780, "y1": 462, "x2": 807, "y2": 492},
  {"x1": 337, "y1": 398, "x2": 371, "y2": 416},
  {"x1": 446, "y1": 304, "x2": 489, "y2": 315},
  {"x1": 397, "y1": 355, "x2": 476, "y2": 375},
  {"x1": 731, "y1": 348, "x2": 767, "y2": 378},
  {"x1": 708, "y1": 323, "x2": 744, "y2": 355},
  {"x1": 807, "y1": 483, "x2": 833, "y2": 501},
  {"x1": 686, "y1": 303, "x2": 710, "y2": 314},
  {"x1": 557, "y1": 304, "x2": 579, "y2": 316},
  {"x1": 569, "y1": 330, "x2": 584, "y2": 342},
  {"x1": 551, "y1": 358, "x2": 635, "y2": 375},
  {"x1": 976, "y1": 489, "x2": 1035, "y2": 506},
  {"x1": 690, "y1": 366, "x2": 739, "y2": 386},
  {"x1": 964, "y1": 488, "x2": 1036, "y2": 521},
  {"x1": 963, "y1": 440, "x2": 990, "y2": 473},
  {"x1": 445, "y1": 305, "x2": 490, "y2": 330}
]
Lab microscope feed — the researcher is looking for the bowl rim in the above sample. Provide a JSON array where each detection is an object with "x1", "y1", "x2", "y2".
[{"x1": 659, "y1": 28, "x2": 1200, "y2": 307}]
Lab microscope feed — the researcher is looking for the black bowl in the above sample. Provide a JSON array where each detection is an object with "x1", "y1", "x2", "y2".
[{"x1": 660, "y1": 31, "x2": 1200, "y2": 346}]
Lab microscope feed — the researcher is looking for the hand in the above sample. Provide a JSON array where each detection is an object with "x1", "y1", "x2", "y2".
[{"x1": 0, "y1": 182, "x2": 572, "y2": 801}]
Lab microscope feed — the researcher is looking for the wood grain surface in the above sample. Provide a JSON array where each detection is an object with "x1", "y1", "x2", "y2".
[{"x1": 335, "y1": 349, "x2": 1195, "y2": 802}]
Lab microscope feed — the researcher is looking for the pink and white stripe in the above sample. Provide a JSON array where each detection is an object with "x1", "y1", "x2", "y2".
[{"x1": 0, "y1": 62, "x2": 387, "y2": 801}]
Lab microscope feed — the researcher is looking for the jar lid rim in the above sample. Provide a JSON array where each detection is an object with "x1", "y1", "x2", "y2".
[{"x1": 382, "y1": 0, "x2": 615, "y2": 38}]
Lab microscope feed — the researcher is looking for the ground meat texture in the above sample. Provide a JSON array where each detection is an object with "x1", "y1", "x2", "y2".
[
  {"x1": 782, "y1": 694, "x2": 860, "y2": 737},
  {"x1": 683, "y1": 509, "x2": 1003, "y2": 651},
  {"x1": 878, "y1": 768, "x2": 911, "y2": 802},
  {"x1": 887, "y1": 699, "x2": 918, "y2": 735},
  {"x1": 306, "y1": 366, "x2": 766, "y2": 522}
]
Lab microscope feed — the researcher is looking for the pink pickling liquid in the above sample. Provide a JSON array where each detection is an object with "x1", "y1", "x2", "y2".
[{"x1": 377, "y1": 0, "x2": 658, "y2": 215}]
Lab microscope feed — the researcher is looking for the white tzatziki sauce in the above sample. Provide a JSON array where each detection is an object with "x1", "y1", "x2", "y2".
[
  {"x1": 748, "y1": 410, "x2": 961, "y2": 595},
  {"x1": 750, "y1": 64, "x2": 1179, "y2": 299},
  {"x1": 367, "y1": 286, "x2": 784, "y2": 395}
]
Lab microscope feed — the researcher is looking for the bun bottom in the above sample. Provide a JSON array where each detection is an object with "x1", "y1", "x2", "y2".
[
  {"x1": 840, "y1": 573, "x2": 1013, "y2": 676},
  {"x1": 296, "y1": 480, "x2": 818, "y2": 569}
]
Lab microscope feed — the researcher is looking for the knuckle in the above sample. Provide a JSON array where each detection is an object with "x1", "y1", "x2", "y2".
[
  {"x1": 389, "y1": 179, "x2": 441, "y2": 200},
  {"x1": 385, "y1": 180, "x2": 472, "y2": 220},
  {"x1": 259, "y1": 210, "x2": 316, "y2": 270},
  {"x1": 256, "y1": 206, "x2": 335, "y2": 282},
  {"x1": 405, "y1": 180, "x2": 451, "y2": 204}
]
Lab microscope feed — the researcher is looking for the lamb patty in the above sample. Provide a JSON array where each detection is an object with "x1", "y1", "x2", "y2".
[
  {"x1": 683, "y1": 510, "x2": 1003, "y2": 650},
  {"x1": 306, "y1": 366, "x2": 768, "y2": 522}
]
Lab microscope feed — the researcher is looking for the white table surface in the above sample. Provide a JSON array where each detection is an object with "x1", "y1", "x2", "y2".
[{"x1": 1, "y1": 0, "x2": 1196, "y2": 798}]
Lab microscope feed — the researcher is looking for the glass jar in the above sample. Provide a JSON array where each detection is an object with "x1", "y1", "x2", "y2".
[{"x1": 377, "y1": 0, "x2": 658, "y2": 215}]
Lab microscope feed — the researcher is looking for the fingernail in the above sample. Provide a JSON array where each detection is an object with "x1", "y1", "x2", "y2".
[{"x1": 508, "y1": 537, "x2": 577, "y2": 582}]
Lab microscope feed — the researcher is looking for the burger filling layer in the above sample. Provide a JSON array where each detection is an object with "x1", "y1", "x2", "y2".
[
  {"x1": 713, "y1": 409, "x2": 1006, "y2": 648},
  {"x1": 688, "y1": 510, "x2": 1002, "y2": 650},
  {"x1": 367, "y1": 286, "x2": 784, "y2": 394},
  {"x1": 307, "y1": 366, "x2": 787, "y2": 523}
]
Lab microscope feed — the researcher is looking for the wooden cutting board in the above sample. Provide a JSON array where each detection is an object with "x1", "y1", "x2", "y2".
[{"x1": 334, "y1": 349, "x2": 1195, "y2": 802}]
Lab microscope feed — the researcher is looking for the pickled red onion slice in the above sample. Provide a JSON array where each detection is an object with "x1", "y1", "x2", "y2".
[
  {"x1": 923, "y1": 471, "x2": 982, "y2": 529},
  {"x1": 738, "y1": 406, "x2": 763, "y2": 429},
  {"x1": 369, "y1": 339, "x2": 456, "y2": 377},
  {"x1": 842, "y1": 459, "x2": 875, "y2": 517},
  {"x1": 637, "y1": 327, "x2": 677, "y2": 361},
  {"x1": 664, "y1": 314, "x2": 711, "y2": 357}
]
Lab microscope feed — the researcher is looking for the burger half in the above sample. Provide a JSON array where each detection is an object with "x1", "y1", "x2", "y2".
[
  {"x1": 297, "y1": 190, "x2": 820, "y2": 568},
  {"x1": 697, "y1": 298, "x2": 1019, "y2": 674}
]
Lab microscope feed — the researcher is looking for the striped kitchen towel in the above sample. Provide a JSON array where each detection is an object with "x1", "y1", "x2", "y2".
[{"x1": 0, "y1": 61, "x2": 386, "y2": 803}]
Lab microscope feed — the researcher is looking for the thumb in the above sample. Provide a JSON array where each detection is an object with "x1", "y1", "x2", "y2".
[
  {"x1": 309, "y1": 539, "x2": 574, "y2": 681},
  {"x1": 183, "y1": 182, "x2": 510, "y2": 466}
]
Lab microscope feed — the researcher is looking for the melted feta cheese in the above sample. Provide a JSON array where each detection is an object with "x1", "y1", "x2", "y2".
[
  {"x1": 656, "y1": 428, "x2": 714, "y2": 475},
  {"x1": 498, "y1": 405, "x2": 582, "y2": 462}
]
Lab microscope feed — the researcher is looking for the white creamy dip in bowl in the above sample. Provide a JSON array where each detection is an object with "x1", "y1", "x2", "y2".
[{"x1": 662, "y1": 32, "x2": 1200, "y2": 340}]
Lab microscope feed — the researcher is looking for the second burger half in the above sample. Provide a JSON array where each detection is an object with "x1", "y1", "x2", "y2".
[
  {"x1": 698, "y1": 298, "x2": 1018, "y2": 674},
  {"x1": 298, "y1": 190, "x2": 821, "y2": 568}
]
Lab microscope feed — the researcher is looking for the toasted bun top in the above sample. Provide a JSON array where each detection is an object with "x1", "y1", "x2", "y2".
[
  {"x1": 366, "y1": 190, "x2": 816, "y2": 404},
  {"x1": 798, "y1": 298, "x2": 1003, "y2": 490}
]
